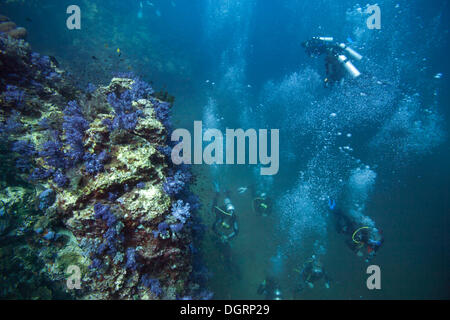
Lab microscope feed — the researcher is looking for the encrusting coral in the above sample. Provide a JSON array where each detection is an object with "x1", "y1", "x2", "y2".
[{"x1": 0, "y1": 15, "x2": 27, "y2": 40}]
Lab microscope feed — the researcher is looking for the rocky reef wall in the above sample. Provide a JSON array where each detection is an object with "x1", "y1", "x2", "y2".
[{"x1": 0, "y1": 31, "x2": 208, "y2": 300}]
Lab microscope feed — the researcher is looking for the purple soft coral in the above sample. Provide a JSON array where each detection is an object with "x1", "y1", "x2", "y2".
[
  {"x1": 93, "y1": 203, "x2": 120, "y2": 256},
  {"x1": 171, "y1": 200, "x2": 191, "y2": 224},
  {"x1": 53, "y1": 170, "x2": 69, "y2": 188},
  {"x1": 11, "y1": 140, "x2": 36, "y2": 172},
  {"x1": 107, "y1": 92, "x2": 140, "y2": 131},
  {"x1": 152, "y1": 99, "x2": 171, "y2": 127},
  {"x1": 63, "y1": 101, "x2": 89, "y2": 166},
  {"x1": 163, "y1": 168, "x2": 192, "y2": 196},
  {"x1": 4, "y1": 85, "x2": 25, "y2": 108},
  {"x1": 84, "y1": 150, "x2": 110, "y2": 175},
  {"x1": 141, "y1": 275, "x2": 162, "y2": 297},
  {"x1": 125, "y1": 247, "x2": 139, "y2": 271},
  {"x1": 39, "y1": 140, "x2": 66, "y2": 169},
  {"x1": 130, "y1": 78, "x2": 154, "y2": 100}
]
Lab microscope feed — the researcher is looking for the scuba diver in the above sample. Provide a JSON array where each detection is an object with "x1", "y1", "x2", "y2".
[
  {"x1": 211, "y1": 187, "x2": 242, "y2": 279},
  {"x1": 251, "y1": 188, "x2": 272, "y2": 217},
  {"x1": 212, "y1": 189, "x2": 239, "y2": 244},
  {"x1": 295, "y1": 254, "x2": 331, "y2": 294},
  {"x1": 348, "y1": 224, "x2": 384, "y2": 263},
  {"x1": 301, "y1": 36, "x2": 363, "y2": 86},
  {"x1": 257, "y1": 250, "x2": 284, "y2": 300},
  {"x1": 257, "y1": 276, "x2": 283, "y2": 300},
  {"x1": 329, "y1": 200, "x2": 384, "y2": 263}
]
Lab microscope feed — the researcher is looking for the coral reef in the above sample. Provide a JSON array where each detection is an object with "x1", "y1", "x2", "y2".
[
  {"x1": 0, "y1": 15, "x2": 27, "y2": 40},
  {"x1": 0, "y1": 32, "x2": 207, "y2": 299}
]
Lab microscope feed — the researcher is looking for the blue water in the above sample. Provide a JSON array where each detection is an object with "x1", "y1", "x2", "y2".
[{"x1": 1, "y1": 0, "x2": 449, "y2": 299}]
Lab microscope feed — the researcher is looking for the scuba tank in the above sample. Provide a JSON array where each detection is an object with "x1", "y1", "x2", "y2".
[
  {"x1": 337, "y1": 54, "x2": 361, "y2": 78},
  {"x1": 314, "y1": 36, "x2": 334, "y2": 42},
  {"x1": 339, "y1": 43, "x2": 363, "y2": 61},
  {"x1": 224, "y1": 198, "x2": 235, "y2": 214},
  {"x1": 303, "y1": 36, "x2": 363, "y2": 80}
]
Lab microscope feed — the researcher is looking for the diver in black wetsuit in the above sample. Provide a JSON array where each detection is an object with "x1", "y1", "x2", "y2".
[
  {"x1": 301, "y1": 36, "x2": 363, "y2": 86},
  {"x1": 211, "y1": 189, "x2": 241, "y2": 279},
  {"x1": 331, "y1": 205, "x2": 384, "y2": 263},
  {"x1": 257, "y1": 276, "x2": 283, "y2": 300},
  {"x1": 212, "y1": 190, "x2": 239, "y2": 243},
  {"x1": 295, "y1": 254, "x2": 331, "y2": 294},
  {"x1": 250, "y1": 186, "x2": 272, "y2": 217}
]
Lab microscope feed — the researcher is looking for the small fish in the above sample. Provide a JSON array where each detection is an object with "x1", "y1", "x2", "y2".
[
  {"x1": 92, "y1": 56, "x2": 98, "y2": 60},
  {"x1": 237, "y1": 187, "x2": 248, "y2": 194},
  {"x1": 155, "y1": 9, "x2": 161, "y2": 17},
  {"x1": 26, "y1": 17, "x2": 32, "y2": 22},
  {"x1": 104, "y1": 43, "x2": 109, "y2": 48},
  {"x1": 434, "y1": 73, "x2": 443, "y2": 79},
  {"x1": 117, "y1": 48, "x2": 121, "y2": 54}
]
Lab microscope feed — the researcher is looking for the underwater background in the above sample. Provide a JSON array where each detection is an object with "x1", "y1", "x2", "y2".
[{"x1": 0, "y1": 0, "x2": 449, "y2": 299}]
